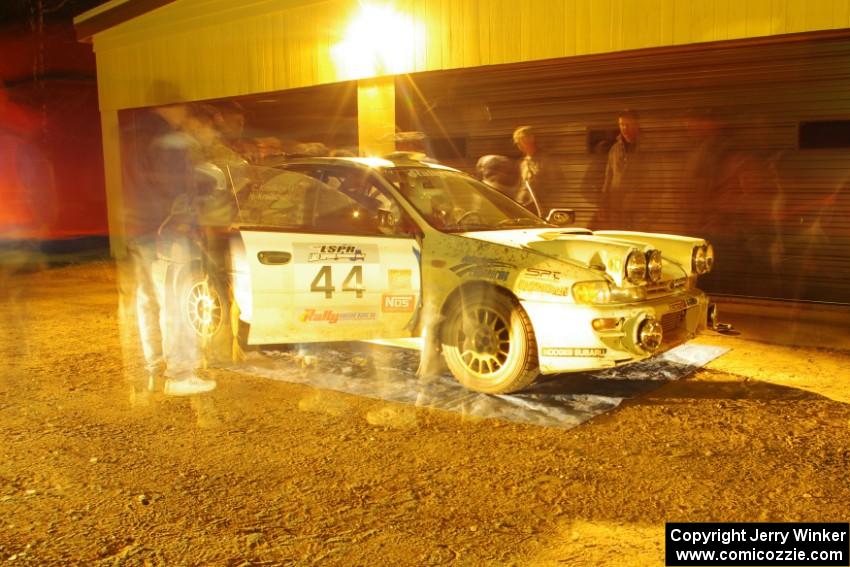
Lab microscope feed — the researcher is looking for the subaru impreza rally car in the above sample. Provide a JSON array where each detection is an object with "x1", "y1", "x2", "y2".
[{"x1": 157, "y1": 155, "x2": 716, "y2": 394}]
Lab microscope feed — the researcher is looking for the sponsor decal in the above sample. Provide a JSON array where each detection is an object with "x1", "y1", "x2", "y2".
[
  {"x1": 300, "y1": 309, "x2": 376, "y2": 324},
  {"x1": 516, "y1": 279, "x2": 570, "y2": 296},
  {"x1": 450, "y1": 256, "x2": 513, "y2": 282},
  {"x1": 388, "y1": 269, "x2": 412, "y2": 290},
  {"x1": 294, "y1": 243, "x2": 379, "y2": 263},
  {"x1": 542, "y1": 347, "x2": 607, "y2": 357},
  {"x1": 524, "y1": 268, "x2": 562, "y2": 281},
  {"x1": 382, "y1": 294, "x2": 416, "y2": 312}
]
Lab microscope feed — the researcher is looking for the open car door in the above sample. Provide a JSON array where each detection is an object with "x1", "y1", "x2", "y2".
[{"x1": 233, "y1": 166, "x2": 422, "y2": 345}]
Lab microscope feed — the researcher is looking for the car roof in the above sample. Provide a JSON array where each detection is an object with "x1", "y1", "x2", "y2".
[{"x1": 269, "y1": 153, "x2": 459, "y2": 172}]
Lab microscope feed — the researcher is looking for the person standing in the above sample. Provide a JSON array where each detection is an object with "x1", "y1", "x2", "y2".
[
  {"x1": 598, "y1": 109, "x2": 641, "y2": 228},
  {"x1": 476, "y1": 154, "x2": 525, "y2": 203},
  {"x1": 512, "y1": 125, "x2": 553, "y2": 216},
  {"x1": 122, "y1": 99, "x2": 216, "y2": 396}
]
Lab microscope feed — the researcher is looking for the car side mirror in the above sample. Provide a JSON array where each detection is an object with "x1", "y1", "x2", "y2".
[{"x1": 546, "y1": 208, "x2": 576, "y2": 226}]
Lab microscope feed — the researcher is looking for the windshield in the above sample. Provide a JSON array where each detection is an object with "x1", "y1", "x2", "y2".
[{"x1": 383, "y1": 167, "x2": 551, "y2": 232}]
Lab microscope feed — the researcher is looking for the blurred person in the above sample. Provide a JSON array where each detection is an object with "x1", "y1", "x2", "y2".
[
  {"x1": 291, "y1": 141, "x2": 330, "y2": 157},
  {"x1": 121, "y1": 98, "x2": 216, "y2": 397},
  {"x1": 598, "y1": 109, "x2": 642, "y2": 228},
  {"x1": 475, "y1": 154, "x2": 532, "y2": 208},
  {"x1": 385, "y1": 131, "x2": 438, "y2": 163},
  {"x1": 213, "y1": 100, "x2": 284, "y2": 162},
  {"x1": 513, "y1": 125, "x2": 558, "y2": 216},
  {"x1": 682, "y1": 109, "x2": 734, "y2": 234},
  {"x1": 579, "y1": 138, "x2": 613, "y2": 223}
]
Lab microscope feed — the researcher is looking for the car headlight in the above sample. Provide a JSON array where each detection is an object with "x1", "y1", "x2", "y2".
[
  {"x1": 692, "y1": 245, "x2": 707, "y2": 274},
  {"x1": 625, "y1": 251, "x2": 647, "y2": 284},
  {"x1": 704, "y1": 243, "x2": 714, "y2": 273},
  {"x1": 572, "y1": 281, "x2": 611, "y2": 304},
  {"x1": 645, "y1": 249, "x2": 662, "y2": 283}
]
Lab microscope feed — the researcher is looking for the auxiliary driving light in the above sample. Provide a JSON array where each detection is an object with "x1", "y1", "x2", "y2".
[
  {"x1": 646, "y1": 249, "x2": 663, "y2": 283},
  {"x1": 626, "y1": 251, "x2": 648, "y2": 284},
  {"x1": 638, "y1": 317, "x2": 663, "y2": 351}
]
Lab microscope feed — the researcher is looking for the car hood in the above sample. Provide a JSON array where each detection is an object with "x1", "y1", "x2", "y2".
[{"x1": 460, "y1": 228, "x2": 678, "y2": 286}]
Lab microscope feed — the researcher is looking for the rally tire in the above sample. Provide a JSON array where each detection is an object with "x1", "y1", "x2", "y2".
[
  {"x1": 178, "y1": 266, "x2": 232, "y2": 362},
  {"x1": 440, "y1": 288, "x2": 539, "y2": 394}
]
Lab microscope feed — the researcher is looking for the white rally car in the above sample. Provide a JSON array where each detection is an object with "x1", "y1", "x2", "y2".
[{"x1": 161, "y1": 156, "x2": 716, "y2": 394}]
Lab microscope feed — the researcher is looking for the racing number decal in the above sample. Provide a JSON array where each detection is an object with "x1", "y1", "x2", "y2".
[
  {"x1": 310, "y1": 266, "x2": 335, "y2": 298},
  {"x1": 341, "y1": 266, "x2": 364, "y2": 298},
  {"x1": 310, "y1": 266, "x2": 364, "y2": 299}
]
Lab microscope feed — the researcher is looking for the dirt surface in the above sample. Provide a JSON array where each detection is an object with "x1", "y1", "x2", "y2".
[{"x1": 1, "y1": 262, "x2": 849, "y2": 566}]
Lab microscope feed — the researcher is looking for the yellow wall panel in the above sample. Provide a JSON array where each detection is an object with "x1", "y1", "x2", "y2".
[
  {"x1": 727, "y1": 0, "x2": 747, "y2": 39},
  {"x1": 691, "y1": 0, "x2": 716, "y2": 43},
  {"x1": 563, "y1": 0, "x2": 578, "y2": 56},
  {"x1": 786, "y1": 0, "x2": 809, "y2": 33},
  {"x1": 770, "y1": 0, "x2": 788, "y2": 36},
  {"x1": 745, "y1": 0, "x2": 772, "y2": 38},
  {"x1": 87, "y1": 0, "x2": 850, "y2": 110},
  {"x1": 672, "y1": 0, "x2": 691, "y2": 44},
  {"x1": 589, "y1": 0, "x2": 614, "y2": 54},
  {"x1": 807, "y1": 0, "x2": 836, "y2": 31},
  {"x1": 659, "y1": 0, "x2": 674, "y2": 44},
  {"x1": 575, "y1": 0, "x2": 592, "y2": 55},
  {"x1": 836, "y1": 0, "x2": 850, "y2": 30}
]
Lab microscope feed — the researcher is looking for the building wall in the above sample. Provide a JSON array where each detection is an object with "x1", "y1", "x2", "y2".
[
  {"x1": 88, "y1": 0, "x2": 850, "y2": 111},
  {"x1": 396, "y1": 32, "x2": 850, "y2": 302}
]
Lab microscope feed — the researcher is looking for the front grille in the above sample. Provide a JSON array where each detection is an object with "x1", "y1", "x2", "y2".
[
  {"x1": 647, "y1": 277, "x2": 687, "y2": 299},
  {"x1": 661, "y1": 309, "x2": 688, "y2": 344}
]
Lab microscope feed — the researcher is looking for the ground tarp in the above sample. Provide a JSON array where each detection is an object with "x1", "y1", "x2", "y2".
[{"x1": 238, "y1": 343, "x2": 728, "y2": 429}]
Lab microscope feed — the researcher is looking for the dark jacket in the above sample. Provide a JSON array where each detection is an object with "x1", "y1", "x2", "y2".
[{"x1": 122, "y1": 111, "x2": 195, "y2": 238}]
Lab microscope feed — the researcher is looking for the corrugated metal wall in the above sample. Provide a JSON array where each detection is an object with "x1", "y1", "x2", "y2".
[
  {"x1": 396, "y1": 32, "x2": 850, "y2": 303},
  {"x1": 89, "y1": 0, "x2": 850, "y2": 110}
]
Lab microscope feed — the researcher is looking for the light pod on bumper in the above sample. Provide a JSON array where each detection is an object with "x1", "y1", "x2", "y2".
[{"x1": 637, "y1": 317, "x2": 663, "y2": 351}]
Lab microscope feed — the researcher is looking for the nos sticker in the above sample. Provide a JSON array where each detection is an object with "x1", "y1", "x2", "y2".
[{"x1": 382, "y1": 294, "x2": 416, "y2": 312}]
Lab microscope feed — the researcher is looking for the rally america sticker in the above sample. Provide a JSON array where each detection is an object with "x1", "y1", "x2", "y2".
[{"x1": 300, "y1": 309, "x2": 377, "y2": 324}]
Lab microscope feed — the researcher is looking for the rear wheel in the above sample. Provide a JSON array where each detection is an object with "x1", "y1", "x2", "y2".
[{"x1": 440, "y1": 288, "x2": 539, "y2": 394}]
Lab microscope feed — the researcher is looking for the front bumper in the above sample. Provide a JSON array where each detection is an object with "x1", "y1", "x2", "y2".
[{"x1": 521, "y1": 289, "x2": 709, "y2": 374}]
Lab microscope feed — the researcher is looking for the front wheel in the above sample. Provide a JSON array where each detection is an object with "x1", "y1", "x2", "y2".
[
  {"x1": 440, "y1": 289, "x2": 539, "y2": 394},
  {"x1": 178, "y1": 267, "x2": 233, "y2": 362}
]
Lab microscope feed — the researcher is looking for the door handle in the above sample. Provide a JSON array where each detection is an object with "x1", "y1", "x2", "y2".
[{"x1": 258, "y1": 251, "x2": 292, "y2": 265}]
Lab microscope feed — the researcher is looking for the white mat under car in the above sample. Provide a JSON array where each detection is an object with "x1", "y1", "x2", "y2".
[{"x1": 238, "y1": 343, "x2": 728, "y2": 429}]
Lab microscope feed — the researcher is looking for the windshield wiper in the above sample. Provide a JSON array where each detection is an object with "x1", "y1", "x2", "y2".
[{"x1": 496, "y1": 218, "x2": 546, "y2": 228}]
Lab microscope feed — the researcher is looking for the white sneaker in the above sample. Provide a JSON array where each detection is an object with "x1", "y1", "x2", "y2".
[{"x1": 164, "y1": 376, "x2": 217, "y2": 396}]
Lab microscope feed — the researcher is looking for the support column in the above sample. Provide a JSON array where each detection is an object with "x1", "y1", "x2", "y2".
[
  {"x1": 99, "y1": 109, "x2": 127, "y2": 258},
  {"x1": 357, "y1": 76, "x2": 396, "y2": 157}
]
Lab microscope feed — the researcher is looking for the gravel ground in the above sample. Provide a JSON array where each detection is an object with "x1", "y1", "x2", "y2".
[{"x1": 1, "y1": 262, "x2": 848, "y2": 566}]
